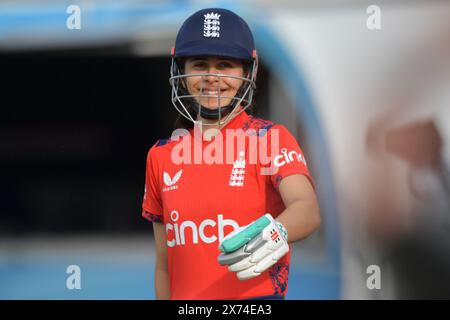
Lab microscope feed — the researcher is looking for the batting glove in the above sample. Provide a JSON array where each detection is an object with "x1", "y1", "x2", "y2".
[{"x1": 217, "y1": 213, "x2": 289, "y2": 280}]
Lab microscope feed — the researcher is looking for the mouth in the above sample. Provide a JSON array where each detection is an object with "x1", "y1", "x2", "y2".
[
  {"x1": 197, "y1": 88, "x2": 230, "y2": 96},
  {"x1": 204, "y1": 90, "x2": 221, "y2": 96}
]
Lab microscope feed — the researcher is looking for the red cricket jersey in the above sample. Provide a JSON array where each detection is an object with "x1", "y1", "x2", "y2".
[{"x1": 142, "y1": 111, "x2": 313, "y2": 300}]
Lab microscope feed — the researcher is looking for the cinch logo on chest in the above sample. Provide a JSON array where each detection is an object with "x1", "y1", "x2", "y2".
[
  {"x1": 166, "y1": 210, "x2": 240, "y2": 247},
  {"x1": 163, "y1": 169, "x2": 182, "y2": 192}
]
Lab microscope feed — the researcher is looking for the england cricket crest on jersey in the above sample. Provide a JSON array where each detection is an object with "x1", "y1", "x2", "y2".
[{"x1": 229, "y1": 151, "x2": 245, "y2": 187}]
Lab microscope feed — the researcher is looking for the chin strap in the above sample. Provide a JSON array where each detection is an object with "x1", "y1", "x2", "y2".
[{"x1": 199, "y1": 105, "x2": 233, "y2": 120}]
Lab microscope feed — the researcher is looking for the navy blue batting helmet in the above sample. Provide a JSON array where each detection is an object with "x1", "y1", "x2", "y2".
[
  {"x1": 169, "y1": 8, "x2": 258, "y2": 126},
  {"x1": 172, "y1": 8, "x2": 256, "y2": 61}
]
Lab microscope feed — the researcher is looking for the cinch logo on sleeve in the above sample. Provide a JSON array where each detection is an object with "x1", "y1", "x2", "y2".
[
  {"x1": 165, "y1": 211, "x2": 240, "y2": 247},
  {"x1": 274, "y1": 148, "x2": 307, "y2": 167}
]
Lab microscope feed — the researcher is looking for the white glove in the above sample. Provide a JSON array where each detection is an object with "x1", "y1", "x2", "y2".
[{"x1": 217, "y1": 213, "x2": 289, "y2": 280}]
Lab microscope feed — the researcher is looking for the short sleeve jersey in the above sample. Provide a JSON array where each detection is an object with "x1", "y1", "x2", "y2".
[{"x1": 142, "y1": 111, "x2": 313, "y2": 300}]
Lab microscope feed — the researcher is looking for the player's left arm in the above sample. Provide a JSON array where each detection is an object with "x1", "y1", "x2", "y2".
[
  {"x1": 275, "y1": 174, "x2": 321, "y2": 243},
  {"x1": 217, "y1": 174, "x2": 320, "y2": 280}
]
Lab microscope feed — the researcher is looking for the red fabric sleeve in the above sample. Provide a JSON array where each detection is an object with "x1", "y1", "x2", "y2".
[{"x1": 142, "y1": 143, "x2": 164, "y2": 223}]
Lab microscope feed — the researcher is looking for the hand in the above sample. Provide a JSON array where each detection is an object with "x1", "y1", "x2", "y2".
[{"x1": 217, "y1": 213, "x2": 289, "y2": 280}]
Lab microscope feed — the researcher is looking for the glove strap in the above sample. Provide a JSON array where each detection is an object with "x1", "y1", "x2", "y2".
[{"x1": 276, "y1": 221, "x2": 288, "y2": 242}]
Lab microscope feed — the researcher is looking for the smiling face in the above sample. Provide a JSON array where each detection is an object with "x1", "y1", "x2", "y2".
[{"x1": 184, "y1": 57, "x2": 245, "y2": 110}]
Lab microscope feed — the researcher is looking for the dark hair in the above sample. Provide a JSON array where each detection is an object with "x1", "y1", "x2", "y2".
[{"x1": 174, "y1": 113, "x2": 195, "y2": 130}]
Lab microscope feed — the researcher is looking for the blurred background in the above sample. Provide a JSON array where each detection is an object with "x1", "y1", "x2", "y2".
[{"x1": 1, "y1": 0, "x2": 450, "y2": 299}]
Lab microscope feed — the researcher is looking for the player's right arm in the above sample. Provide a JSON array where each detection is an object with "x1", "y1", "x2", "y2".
[
  {"x1": 153, "y1": 221, "x2": 170, "y2": 300},
  {"x1": 143, "y1": 143, "x2": 170, "y2": 299}
]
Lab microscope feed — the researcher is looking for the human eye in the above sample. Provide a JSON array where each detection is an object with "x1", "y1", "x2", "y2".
[
  {"x1": 217, "y1": 61, "x2": 233, "y2": 69},
  {"x1": 192, "y1": 61, "x2": 207, "y2": 70}
]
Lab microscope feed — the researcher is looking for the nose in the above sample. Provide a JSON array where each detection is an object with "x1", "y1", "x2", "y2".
[{"x1": 203, "y1": 66, "x2": 220, "y2": 83}]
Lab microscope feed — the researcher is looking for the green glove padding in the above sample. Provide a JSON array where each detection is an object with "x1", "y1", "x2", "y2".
[{"x1": 219, "y1": 215, "x2": 271, "y2": 253}]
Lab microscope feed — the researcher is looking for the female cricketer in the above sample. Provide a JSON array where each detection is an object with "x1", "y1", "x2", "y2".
[{"x1": 142, "y1": 8, "x2": 321, "y2": 300}]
